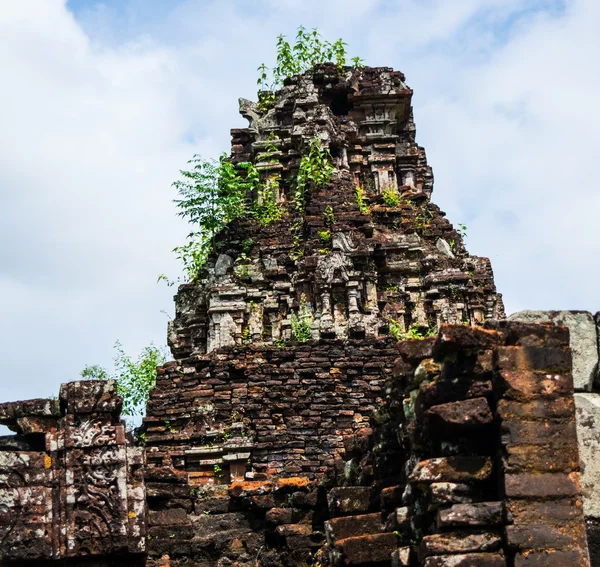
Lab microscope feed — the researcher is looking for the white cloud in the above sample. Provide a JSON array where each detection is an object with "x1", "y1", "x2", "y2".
[{"x1": 0, "y1": 0, "x2": 598, "y2": 405}]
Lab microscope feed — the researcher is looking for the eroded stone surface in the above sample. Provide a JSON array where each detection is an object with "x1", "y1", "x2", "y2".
[
  {"x1": 508, "y1": 311, "x2": 598, "y2": 391},
  {"x1": 0, "y1": 381, "x2": 145, "y2": 563},
  {"x1": 575, "y1": 393, "x2": 600, "y2": 519}
]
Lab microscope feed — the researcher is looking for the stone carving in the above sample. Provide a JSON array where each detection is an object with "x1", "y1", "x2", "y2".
[{"x1": 0, "y1": 381, "x2": 146, "y2": 563}]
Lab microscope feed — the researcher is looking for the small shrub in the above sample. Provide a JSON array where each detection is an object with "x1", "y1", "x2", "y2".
[
  {"x1": 295, "y1": 138, "x2": 334, "y2": 214},
  {"x1": 382, "y1": 188, "x2": 400, "y2": 207},
  {"x1": 80, "y1": 364, "x2": 108, "y2": 380},
  {"x1": 355, "y1": 185, "x2": 370, "y2": 214},
  {"x1": 318, "y1": 229, "x2": 331, "y2": 243},
  {"x1": 253, "y1": 176, "x2": 285, "y2": 226},
  {"x1": 81, "y1": 342, "x2": 167, "y2": 418},
  {"x1": 257, "y1": 27, "x2": 364, "y2": 95},
  {"x1": 323, "y1": 205, "x2": 335, "y2": 227},
  {"x1": 291, "y1": 294, "x2": 313, "y2": 342},
  {"x1": 292, "y1": 138, "x2": 334, "y2": 258},
  {"x1": 388, "y1": 320, "x2": 437, "y2": 341},
  {"x1": 171, "y1": 154, "x2": 261, "y2": 280}
]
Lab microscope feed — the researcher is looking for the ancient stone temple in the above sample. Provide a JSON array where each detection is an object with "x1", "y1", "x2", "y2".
[{"x1": 0, "y1": 64, "x2": 596, "y2": 566}]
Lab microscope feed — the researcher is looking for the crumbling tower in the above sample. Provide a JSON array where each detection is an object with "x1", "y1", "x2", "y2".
[{"x1": 168, "y1": 64, "x2": 504, "y2": 358}]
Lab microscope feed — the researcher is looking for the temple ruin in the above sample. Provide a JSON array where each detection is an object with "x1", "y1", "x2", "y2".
[{"x1": 0, "y1": 63, "x2": 598, "y2": 566}]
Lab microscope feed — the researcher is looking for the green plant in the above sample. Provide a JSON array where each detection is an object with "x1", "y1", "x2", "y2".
[
  {"x1": 456, "y1": 223, "x2": 468, "y2": 239},
  {"x1": 295, "y1": 138, "x2": 334, "y2": 214},
  {"x1": 291, "y1": 138, "x2": 334, "y2": 258},
  {"x1": 80, "y1": 364, "x2": 108, "y2": 380},
  {"x1": 213, "y1": 463, "x2": 224, "y2": 478},
  {"x1": 171, "y1": 154, "x2": 261, "y2": 280},
  {"x1": 81, "y1": 342, "x2": 166, "y2": 418},
  {"x1": 241, "y1": 326, "x2": 251, "y2": 346},
  {"x1": 241, "y1": 239, "x2": 254, "y2": 254},
  {"x1": 257, "y1": 27, "x2": 362, "y2": 96},
  {"x1": 414, "y1": 206, "x2": 434, "y2": 234},
  {"x1": 382, "y1": 188, "x2": 400, "y2": 207},
  {"x1": 253, "y1": 176, "x2": 285, "y2": 226},
  {"x1": 291, "y1": 294, "x2": 313, "y2": 342},
  {"x1": 355, "y1": 185, "x2": 370, "y2": 214},
  {"x1": 274, "y1": 338, "x2": 287, "y2": 347},
  {"x1": 113, "y1": 342, "x2": 166, "y2": 417},
  {"x1": 388, "y1": 320, "x2": 437, "y2": 341},
  {"x1": 323, "y1": 205, "x2": 335, "y2": 227},
  {"x1": 382, "y1": 283, "x2": 399, "y2": 292},
  {"x1": 164, "y1": 420, "x2": 176, "y2": 433},
  {"x1": 318, "y1": 229, "x2": 331, "y2": 243},
  {"x1": 388, "y1": 319, "x2": 405, "y2": 341},
  {"x1": 351, "y1": 56, "x2": 365, "y2": 69}
]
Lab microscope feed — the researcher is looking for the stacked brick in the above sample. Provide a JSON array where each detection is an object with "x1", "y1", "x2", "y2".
[
  {"x1": 141, "y1": 339, "x2": 399, "y2": 566},
  {"x1": 0, "y1": 381, "x2": 146, "y2": 565},
  {"x1": 0, "y1": 323, "x2": 592, "y2": 565},
  {"x1": 383, "y1": 322, "x2": 589, "y2": 566}
]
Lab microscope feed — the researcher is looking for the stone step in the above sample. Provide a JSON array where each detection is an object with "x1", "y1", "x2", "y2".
[
  {"x1": 325, "y1": 512, "x2": 383, "y2": 543},
  {"x1": 332, "y1": 532, "x2": 398, "y2": 566},
  {"x1": 328, "y1": 486, "x2": 373, "y2": 517},
  {"x1": 437, "y1": 502, "x2": 504, "y2": 529}
]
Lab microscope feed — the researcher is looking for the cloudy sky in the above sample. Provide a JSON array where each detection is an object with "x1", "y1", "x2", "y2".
[{"x1": 0, "y1": 0, "x2": 598, "y2": 404}]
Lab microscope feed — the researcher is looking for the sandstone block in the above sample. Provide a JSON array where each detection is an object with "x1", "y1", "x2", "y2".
[
  {"x1": 391, "y1": 546, "x2": 411, "y2": 566},
  {"x1": 430, "y1": 483, "x2": 481, "y2": 506},
  {"x1": 575, "y1": 393, "x2": 600, "y2": 519},
  {"x1": 424, "y1": 397, "x2": 493, "y2": 433},
  {"x1": 504, "y1": 473, "x2": 581, "y2": 499},
  {"x1": 509, "y1": 311, "x2": 597, "y2": 390},
  {"x1": 496, "y1": 346, "x2": 571, "y2": 374},
  {"x1": 434, "y1": 325, "x2": 503, "y2": 356},
  {"x1": 514, "y1": 549, "x2": 589, "y2": 566},
  {"x1": 497, "y1": 370, "x2": 573, "y2": 401},
  {"x1": 325, "y1": 512, "x2": 382, "y2": 543},
  {"x1": 420, "y1": 531, "x2": 502, "y2": 558},
  {"x1": 437, "y1": 502, "x2": 504, "y2": 529},
  {"x1": 333, "y1": 532, "x2": 398, "y2": 565},
  {"x1": 418, "y1": 378, "x2": 492, "y2": 409},
  {"x1": 423, "y1": 553, "x2": 506, "y2": 566},
  {"x1": 327, "y1": 487, "x2": 372, "y2": 516},
  {"x1": 410, "y1": 457, "x2": 493, "y2": 484},
  {"x1": 505, "y1": 524, "x2": 579, "y2": 551},
  {"x1": 507, "y1": 498, "x2": 585, "y2": 525}
]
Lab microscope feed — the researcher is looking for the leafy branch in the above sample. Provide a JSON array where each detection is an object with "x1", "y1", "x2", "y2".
[
  {"x1": 257, "y1": 26, "x2": 364, "y2": 100},
  {"x1": 170, "y1": 154, "x2": 261, "y2": 281},
  {"x1": 80, "y1": 342, "x2": 167, "y2": 417}
]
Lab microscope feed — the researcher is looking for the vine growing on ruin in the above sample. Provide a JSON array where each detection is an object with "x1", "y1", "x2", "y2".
[{"x1": 291, "y1": 137, "x2": 334, "y2": 258}]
